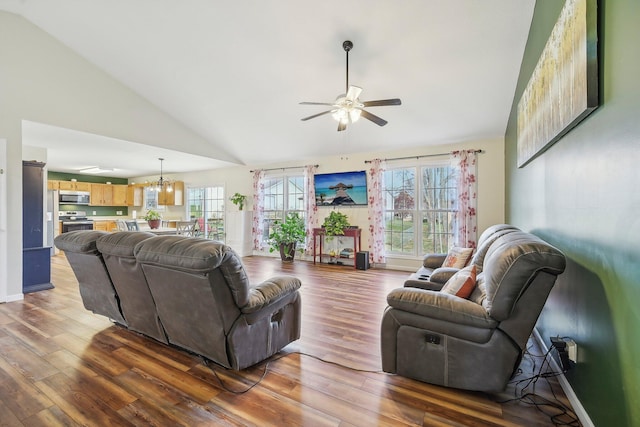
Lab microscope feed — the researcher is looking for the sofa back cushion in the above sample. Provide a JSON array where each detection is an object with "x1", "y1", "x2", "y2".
[
  {"x1": 54, "y1": 230, "x2": 108, "y2": 255},
  {"x1": 470, "y1": 224, "x2": 520, "y2": 272},
  {"x1": 134, "y1": 235, "x2": 251, "y2": 307},
  {"x1": 96, "y1": 231, "x2": 156, "y2": 258},
  {"x1": 480, "y1": 231, "x2": 566, "y2": 321},
  {"x1": 96, "y1": 231, "x2": 168, "y2": 343},
  {"x1": 53, "y1": 230, "x2": 127, "y2": 325}
]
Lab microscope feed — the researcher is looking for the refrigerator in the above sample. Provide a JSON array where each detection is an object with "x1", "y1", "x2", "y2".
[{"x1": 46, "y1": 189, "x2": 59, "y2": 255}]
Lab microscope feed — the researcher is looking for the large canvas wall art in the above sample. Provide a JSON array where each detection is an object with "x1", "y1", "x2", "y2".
[
  {"x1": 314, "y1": 170, "x2": 368, "y2": 206},
  {"x1": 517, "y1": 0, "x2": 598, "y2": 167}
]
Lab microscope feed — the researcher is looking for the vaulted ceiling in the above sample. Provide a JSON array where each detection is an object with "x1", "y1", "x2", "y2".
[{"x1": 1, "y1": 0, "x2": 535, "y2": 177}]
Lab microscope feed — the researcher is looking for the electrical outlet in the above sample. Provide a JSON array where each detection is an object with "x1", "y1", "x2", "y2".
[
  {"x1": 116, "y1": 211, "x2": 123, "y2": 215},
  {"x1": 92, "y1": 211, "x2": 97, "y2": 215},
  {"x1": 566, "y1": 339, "x2": 577, "y2": 363}
]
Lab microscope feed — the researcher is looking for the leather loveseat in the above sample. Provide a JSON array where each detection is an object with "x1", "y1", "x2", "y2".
[
  {"x1": 403, "y1": 224, "x2": 520, "y2": 291},
  {"x1": 381, "y1": 227, "x2": 566, "y2": 392},
  {"x1": 54, "y1": 230, "x2": 302, "y2": 370}
]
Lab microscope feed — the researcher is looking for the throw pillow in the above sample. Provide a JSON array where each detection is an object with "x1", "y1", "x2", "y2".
[
  {"x1": 442, "y1": 247, "x2": 474, "y2": 269},
  {"x1": 441, "y1": 265, "x2": 477, "y2": 299}
]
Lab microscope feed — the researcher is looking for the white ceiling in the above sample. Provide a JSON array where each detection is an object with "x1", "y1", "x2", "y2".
[{"x1": 2, "y1": 0, "x2": 535, "y2": 178}]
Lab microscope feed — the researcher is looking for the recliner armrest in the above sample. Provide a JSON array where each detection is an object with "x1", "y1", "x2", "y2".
[
  {"x1": 422, "y1": 253, "x2": 447, "y2": 269},
  {"x1": 386, "y1": 288, "x2": 496, "y2": 329},
  {"x1": 243, "y1": 275, "x2": 301, "y2": 314},
  {"x1": 429, "y1": 267, "x2": 460, "y2": 284}
]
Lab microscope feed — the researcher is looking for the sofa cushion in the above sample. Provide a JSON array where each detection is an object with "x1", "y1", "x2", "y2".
[
  {"x1": 442, "y1": 247, "x2": 474, "y2": 268},
  {"x1": 96, "y1": 231, "x2": 156, "y2": 257},
  {"x1": 441, "y1": 265, "x2": 477, "y2": 299},
  {"x1": 135, "y1": 235, "x2": 252, "y2": 307},
  {"x1": 54, "y1": 230, "x2": 109, "y2": 254}
]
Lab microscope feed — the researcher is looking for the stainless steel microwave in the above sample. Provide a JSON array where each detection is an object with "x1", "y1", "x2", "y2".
[{"x1": 59, "y1": 190, "x2": 90, "y2": 205}]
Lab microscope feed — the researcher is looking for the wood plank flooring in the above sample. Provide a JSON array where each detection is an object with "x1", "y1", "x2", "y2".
[{"x1": 0, "y1": 254, "x2": 579, "y2": 426}]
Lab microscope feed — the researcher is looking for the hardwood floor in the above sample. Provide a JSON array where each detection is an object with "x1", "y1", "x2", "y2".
[{"x1": 0, "y1": 254, "x2": 579, "y2": 426}]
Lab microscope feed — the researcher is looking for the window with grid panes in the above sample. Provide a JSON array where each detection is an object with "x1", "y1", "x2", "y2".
[
  {"x1": 186, "y1": 186, "x2": 225, "y2": 240},
  {"x1": 383, "y1": 163, "x2": 457, "y2": 256},
  {"x1": 262, "y1": 174, "x2": 305, "y2": 244}
]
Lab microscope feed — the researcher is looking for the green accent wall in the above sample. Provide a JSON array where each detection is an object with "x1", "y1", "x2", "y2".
[
  {"x1": 49, "y1": 171, "x2": 129, "y2": 217},
  {"x1": 505, "y1": 1, "x2": 639, "y2": 426}
]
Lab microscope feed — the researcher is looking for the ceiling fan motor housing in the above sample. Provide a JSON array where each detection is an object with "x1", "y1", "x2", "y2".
[{"x1": 299, "y1": 40, "x2": 401, "y2": 131}]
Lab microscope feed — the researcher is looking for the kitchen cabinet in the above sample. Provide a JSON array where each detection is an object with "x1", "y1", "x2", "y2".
[
  {"x1": 90, "y1": 183, "x2": 114, "y2": 206},
  {"x1": 158, "y1": 181, "x2": 184, "y2": 206},
  {"x1": 112, "y1": 185, "x2": 128, "y2": 206},
  {"x1": 93, "y1": 220, "x2": 116, "y2": 231},
  {"x1": 47, "y1": 180, "x2": 59, "y2": 190},
  {"x1": 127, "y1": 184, "x2": 144, "y2": 206},
  {"x1": 58, "y1": 181, "x2": 91, "y2": 191}
]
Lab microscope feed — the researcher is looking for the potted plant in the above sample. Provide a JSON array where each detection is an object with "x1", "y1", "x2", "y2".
[
  {"x1": 143, "y1": 209, "x2": 162, "y2": 229},
  {"x1": 268, "y1": 212, "x2": 306, "y2": 262},
  {"x1": 322, "y1": 211, "x2": 351, "y2": 263},
  {"x1": 230, "y1": 192, "x2": 247, "y2": 211},
  {"x1": 322, "y1": 211, "x2": 350, "y2": 237}
]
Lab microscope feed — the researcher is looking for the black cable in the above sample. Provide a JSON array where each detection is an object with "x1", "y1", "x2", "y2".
[
  {"x1": 498, "y1": 345, "x2": 581, "y2": 426},
  {"x1": 202, "y1": 347, "x2": 580, "y2": 426},
  {"x1": 200, "y1": 357, "x2": 270, "y2": 394},
  {"x1": 200, "y1": 350, "x2": 384, "y2": 394}
]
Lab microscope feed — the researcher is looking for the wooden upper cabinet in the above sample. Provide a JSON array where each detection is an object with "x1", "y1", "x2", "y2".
[
  {"x1": 158, "y1": 181, "x2": 184, "y2": 206},
  {"x1": 112, "y1": 185, "x2": 128, "y2": 206},
  {"x1": 90, "y1": 183, "x2": 114, "y2": 206},
  {"x1": 58, "y1": 181, "x2": 91, "y2": 191},
  {"x1": 47, "y1": 180, "x2": 59, "y2": 190}
]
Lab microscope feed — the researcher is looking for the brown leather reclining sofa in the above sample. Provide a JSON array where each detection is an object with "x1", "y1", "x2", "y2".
[{"x1": 54, "y1": 230, "x2": 302, "y2": 370}]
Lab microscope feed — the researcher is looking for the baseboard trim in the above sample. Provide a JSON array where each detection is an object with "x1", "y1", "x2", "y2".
[
  {"x1": 4, "y1": 293, "x2": 24, "y2": 303},
  {"x1": 532, "y1": 328, "x2": 594, "y2": 427}
]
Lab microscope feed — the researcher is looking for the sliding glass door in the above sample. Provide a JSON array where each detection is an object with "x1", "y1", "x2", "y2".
[{"x1": 186, "y1": 186, "x2": 225, "y2": 240}]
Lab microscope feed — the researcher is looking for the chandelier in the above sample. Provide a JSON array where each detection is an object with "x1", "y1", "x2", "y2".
[{"x1": 151, "y1": 158, "x2": 173, "y2": 192}]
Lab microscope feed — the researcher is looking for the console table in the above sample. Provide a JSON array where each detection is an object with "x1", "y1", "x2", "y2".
[{"x1": 312, "y1": 227, "x2": 361, "y2": 269}]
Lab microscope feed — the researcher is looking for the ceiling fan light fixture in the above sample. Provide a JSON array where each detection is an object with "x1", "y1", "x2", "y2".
[{"x1": 300, "y1": 41, "x2": 401, "y2": 131}]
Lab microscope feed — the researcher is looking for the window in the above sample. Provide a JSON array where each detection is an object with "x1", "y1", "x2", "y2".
[
  {"x1": 262, "y1": 174, "x2": 305, "y2": 243},
  {"x1": 384, "y1": 163, "x2": 457, "y2": 256},
  {"x1": 186, "y1": 186, "x2": 225, "y2": 240}
]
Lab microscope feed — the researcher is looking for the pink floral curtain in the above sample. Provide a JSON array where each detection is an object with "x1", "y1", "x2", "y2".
[
  {"x1": 367, "y1": 159, "x2": 386, "y2": 264},
  {"x1": 304, "y1": 165, "x2": 319, "y2": 255},
  {"x1": 451, "y1": 150, "x2": 478, "y2": 248},
  {"x1": 252, "y1": 169, "x2": 265, "y2": 250}
]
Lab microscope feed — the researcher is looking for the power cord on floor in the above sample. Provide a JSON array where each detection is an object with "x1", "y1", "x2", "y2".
[
  {"x1": 203, "y1": 346, "x2": 580, "y2": 426},
  {"x1": 200, "y1": 351, "x2": 383, "y2": 394},
  {"x1": 498, "y1": 344, "x2": 581, "y2": 426}
]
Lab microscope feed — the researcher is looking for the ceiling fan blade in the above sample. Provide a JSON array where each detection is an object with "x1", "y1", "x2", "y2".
[
  {"x1": 338, "y1": 121, "x2": 347, "y2": 132},
  {"x1": 360, "y1": 109, "x2": 388, "y2": 126},
  {"x1": 300, "y1": 101, "x2": 334, "y2": 106},
  {"x1": 346, "y1": 85, "x2": 363, "y2": 101},
  {"x1": 362, "y1": 98, "x2": 402, "y2": 107},
  {"x1": 301, "y1": 110, "x2": 334, "y2": 121}
]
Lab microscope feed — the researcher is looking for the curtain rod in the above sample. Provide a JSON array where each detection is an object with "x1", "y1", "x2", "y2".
[
  {"x1": 250, "y1": 164, "x2": 318, "y2": 173},
  {"x1": 364, "y1": 149, "x2": 483, "y2": 164}
]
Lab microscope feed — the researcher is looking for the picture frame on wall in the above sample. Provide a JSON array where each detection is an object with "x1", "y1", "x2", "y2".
[
  {"x1": 517, "y1": 0, "x2": 599, "y2": 168},
  {"x1": 314, "y1": 170, "x2": 368, "y2": 206}
]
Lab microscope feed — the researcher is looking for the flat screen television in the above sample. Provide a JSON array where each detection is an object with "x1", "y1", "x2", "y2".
[{"x1": 314, "y1": 170, "x2": 368, "y2": 206}]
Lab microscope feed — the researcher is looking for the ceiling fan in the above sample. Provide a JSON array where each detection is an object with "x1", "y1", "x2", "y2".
[{"x1": 300, "y1": 40, "x2": 401, "y2": 132}]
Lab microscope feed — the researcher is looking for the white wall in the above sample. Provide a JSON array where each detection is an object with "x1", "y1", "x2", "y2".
[
  {"x1": 0, "y1": 12, "x2": 221, "y2": 301},
  {"x1": 131, "y1": 137, "x2": 505, "y2": 270},
  {"x1": 0, "y1": 139, "x2": 8, "y2": 302}
]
